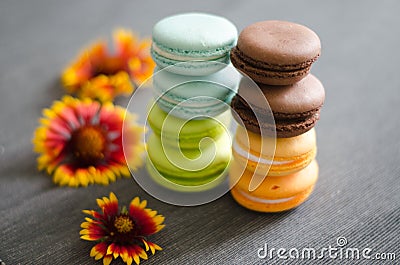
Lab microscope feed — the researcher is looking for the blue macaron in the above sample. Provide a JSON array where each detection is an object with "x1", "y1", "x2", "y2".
[
  {"x1": 151, "y1": 13, "x2": 238, "y2": 76},
  {"x1": 152, "y1": 66, "x2": 240, "y2": 119}
]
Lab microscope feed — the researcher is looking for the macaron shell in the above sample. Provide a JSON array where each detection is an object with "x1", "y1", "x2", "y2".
[
  {"x1": 146, "y1": 132, "x2": 231, "y2": 182},
  {"x1": 238, "y1": 74, "x2": 325, "y2": 116},
  {"x1": 152, "y1": 13, "x2": 237, "y2": 56},
  {"x1": 231, "y1": 20, "x2": 320, "y2": 85},
  {"x1": 236, "y1": 20, "x2": 321, "y2": 66},
  {"x1": 236, "y1": 126, "x2": 316, "y2": 157},
  {"x1": 153, "y1": 66, "x2": 239, "y2": 102},
  {"x1": 232, "y1": 146, "x2": 316, "y2": 177},
  {"x1": 147, "y1": 103, "x2": 231, "y2": 149},
  {"x1": 146, "y1": 156, "x2": 228, "y2": 192},
  {"x1": 231, "y1": 74, "x2": 325, "y2": 137},
  {"x1": 231, "y1": 185, "x2": 314, "y2": 212},
  {"x1": 229, "y1": 159, "x2": 319, "y2": 199},
  {"x1": 233, "y1": 125, "x2": 317, "y2": 175},
  {"x1": 151, "y1": 13, "x2": 237, "y2": 76},
  {"x1": 231, "y1": 94, "x2": 320, "y2": 138}
]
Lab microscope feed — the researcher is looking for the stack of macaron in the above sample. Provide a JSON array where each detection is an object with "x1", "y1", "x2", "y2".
[
  {"x1": 146, "y1": 13, "x2": 239, "y2": 192},
  {"x1": 229, "y1": 20, "x2": 325, "y2": 212}
]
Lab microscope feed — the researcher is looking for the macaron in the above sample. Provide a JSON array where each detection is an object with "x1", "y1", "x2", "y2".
[
  {"x1": 152, "y1": 66, "x2": 239, "y2": 119},
  {"x1": 151, "y1": 13, "x2": 238, "y2": 76},
  {"x1": 230, "y1": 20, "x2": 321, "y2": 85},
  {"x1": 230, "y1": 159, "x2": 319, "y2": 212},
  {"x1": 231, "y1": 74, "x2": 325, "y2": 138},
  {"x1": 146, "y1": 132, "x2": 231, "y2": 192},
  {"x1": 147, "y1": 102, "x2": 231, "y2": 149},
  {"x1": 232, "y1": 126, "x2": 316, "y2": 177}
]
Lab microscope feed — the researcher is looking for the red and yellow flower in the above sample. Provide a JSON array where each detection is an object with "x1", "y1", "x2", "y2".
[
  {"x1": 33, "y1": 96, "x2": 145, "y2": 187},
  {"x1": 61, "y1": 29, "x2": 155, "y2": 102},
  {"x1": 80, "y1": 192, "x2": 165, "y2": 265}
]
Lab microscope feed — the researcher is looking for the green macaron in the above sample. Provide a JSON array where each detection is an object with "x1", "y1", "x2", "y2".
[
  {"x1": 146, "y1": 102, "x2": 231, "y2": 149},
  {"x1": 146, "y1": 132, "x2": 232, "y2": 192}
]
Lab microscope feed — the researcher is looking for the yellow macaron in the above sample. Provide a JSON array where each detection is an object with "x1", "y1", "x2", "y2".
[
  {"x1": 232, "y1": 126, "x2": 317, "y2": 176},
  {"x1": 229, "y1": 159, "x2": 319, "y2": 212}
]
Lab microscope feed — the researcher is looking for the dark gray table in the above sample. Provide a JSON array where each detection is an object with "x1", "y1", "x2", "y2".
[{"x1": 1, "y1": 0, "x2": 399, "y2": 264}]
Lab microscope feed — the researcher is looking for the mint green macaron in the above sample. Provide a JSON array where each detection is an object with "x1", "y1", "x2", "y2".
[
  {"x1": 152, "y1": 66, "x2": 239, "y2": 119},
  {"x1": 151, "y1": 12, "x2": 238, "y2": 76}
]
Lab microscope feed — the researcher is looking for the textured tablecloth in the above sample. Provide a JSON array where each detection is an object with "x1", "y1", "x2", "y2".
[{"x1": 1, "y1": 0, "x2": 399, "y2": 264}]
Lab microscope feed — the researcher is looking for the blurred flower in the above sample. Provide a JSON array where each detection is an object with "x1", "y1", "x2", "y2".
[
  {"x1": 113, "y1": 29, "x2": 155, "y2": 85},
  {"x1": 81, "y1": 192, "x2": 165, "y2": 265},
  {"x1": 61, "y1": 29, "x2": 155, "y2": 102},
  {"x1": 33, "y1": 96, "x2": 145, "y2": 187}
]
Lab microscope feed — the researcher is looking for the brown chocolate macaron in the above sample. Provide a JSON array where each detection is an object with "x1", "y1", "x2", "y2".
[
  {"x1": 231, "y1": 20, "x2": 321, "y2": 85},
  {"x1": 231, "y1": 74, "x2": 325, "y2": 138}
]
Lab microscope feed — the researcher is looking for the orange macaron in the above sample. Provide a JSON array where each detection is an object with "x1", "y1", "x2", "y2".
[
  {"x1": 230, "y1": 159, "x2": 319, "y2": 212},
  {"x1": 232, "y1": 126, "x2": 316, "y2": 177}
]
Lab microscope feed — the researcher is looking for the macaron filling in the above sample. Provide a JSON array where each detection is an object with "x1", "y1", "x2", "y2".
[
  {"x1": 232, "y1": 140, "x2": 294, "y2": 166},
  {"x1": 152, "y1": 42, "x2": 228, "y2": 61},
  {"x1": 231, "y1": 46, "x2": 318, "y2": 72},
  {"x1": 237, "y1": 188, "x2": 296, "y2": 204}
]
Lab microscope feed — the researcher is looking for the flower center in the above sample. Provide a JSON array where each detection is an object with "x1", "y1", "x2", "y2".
[
  {"x1": 114, "y1": 215, "x2": 134, "y2": 233},
  {"x1": 70, "y1": 126, "x2": 106, "y2": 164}
]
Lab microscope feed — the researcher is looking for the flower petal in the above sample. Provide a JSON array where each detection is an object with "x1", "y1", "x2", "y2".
[
  {"x1": 103, "y1": 255, "x2": 113, "y2": 265},
  {"x1": 146, "y1": 241, "x2": 162, "y2": 255},
  {"x1": 90, "y1": 242, "x2": 108, "y2": 260},
  {"x1": 126, "y1": 245, "x2": 147, "y2": 265},
  {"x1": 129, "y1": 198, "x2": 165, "y2": 236},
  {"x1": 106, "y1": 243, "x2": 121, "y2": 259}
]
